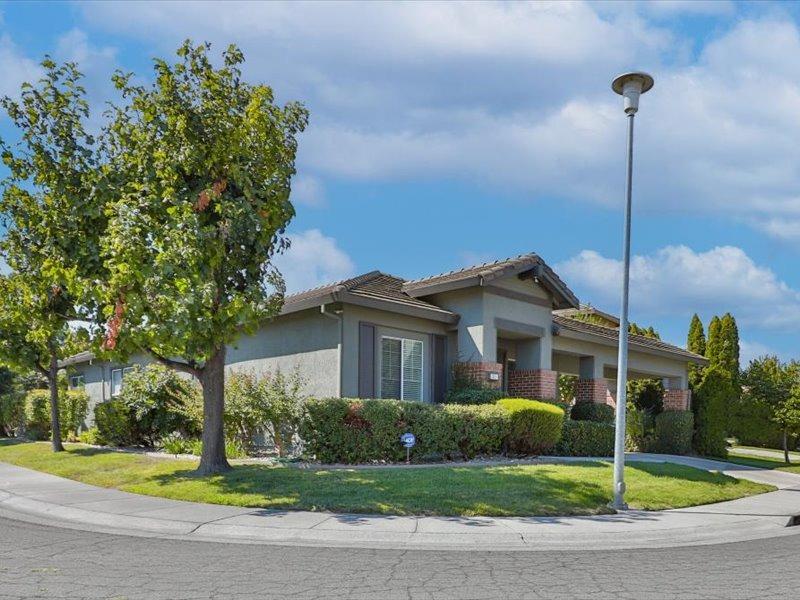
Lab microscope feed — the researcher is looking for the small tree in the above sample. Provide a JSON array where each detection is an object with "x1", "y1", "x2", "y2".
[
  {"x1": 100, "y1": 41, "x2": 308, "y2": 474},
  {"x1": 741, "y1": 356, "x2": 799, "y2": 464},
  {"x1": 687, "y1": 313, "x2": 706, "y2": 390},
  {"x1": 0, "y1": 59, "x2": 101, "y2": 452}
]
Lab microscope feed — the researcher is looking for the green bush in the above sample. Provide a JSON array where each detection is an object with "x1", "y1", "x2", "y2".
[
  {"x1": 555, "y1": 420, "x2": 615, "y2": 456},
  {"x1": 78, "y1": 427, "x2": 102, "y2": 445},
  {"x1": 496, "y1": 398, "x2": 564, "y2": 455},
  {"x1": 570, "y1": 402, "x2": 615, "y2": 423},
  {"x1": 160, "y1": 433, "x2": 192, "y2": 455},
  {"x1": 94, "y1": 400, "x2": 136, "y2": 447},
  {"x1": 24, "y1": 390, "x2": 51, "y2": 440},
  {"x1": 118, "y1": 365, "x2": 201, "y2": 446},
  {"x1": 729, "y1": 393, "x2": 786, "y2": 448},
  {"x1": 625, "y1": 404, "x2": 655, "y2": 452},
  {"x1": 693, "y1": 367, "x2": 730, "y2": 457},
  {"x1": 61, "y1": 390, "x2": 89, "y2": 440},
  {"x1": 225, "y1": 370, "x2": 304, "y2": 455},
  {"x1": 444, "y1": 387, "x2": 505, "y2": 405},
  {"x1": 653, "y1": 411, "x2": 694, "y2": 455},
  {"x1": 0, "y1": 392, "x2": 25, "y2": 437},
  {"x1": 299, "y1": 398, "x2": 511, "y2": 464}
]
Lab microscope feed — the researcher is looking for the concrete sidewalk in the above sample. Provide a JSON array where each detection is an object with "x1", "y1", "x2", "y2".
[{"x1": 1, "y1": 454, "x2": 800, "y2": 552}]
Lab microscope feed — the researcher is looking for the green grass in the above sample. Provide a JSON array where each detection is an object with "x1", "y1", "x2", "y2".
[
  {"x1": 725, "y1": 449, "x2": 800, "y2": 474},
  {"x1": 0, "y1": 439, "x2": 775, "y2": 517}
]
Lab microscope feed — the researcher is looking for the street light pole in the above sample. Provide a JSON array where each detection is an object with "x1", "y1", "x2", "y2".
[{"x1": 610, "y1": 72, "x2": 654, "y2": 511}]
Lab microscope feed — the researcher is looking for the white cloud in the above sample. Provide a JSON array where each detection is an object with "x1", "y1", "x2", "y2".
[
  {"x1": 557, "y1": 245, "x2": 800, "y2": 329},
  {"x1": 71, "y1": 3, "x2": 800, "y2": 241},
  {"x1": 0, "y1": 34, "x2": 42, "y2": 99},
  {"x1": 272, "y1": 229, "x2": 355, "y2": 294},
  {"x1": 290, "y1": 174, "x2": 326, "y2": 208},
  {"x1": 739, "y1": 339, "x2": 782, "y2": 367}
]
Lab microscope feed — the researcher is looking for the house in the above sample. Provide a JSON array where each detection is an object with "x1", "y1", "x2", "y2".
[{"x1": 61, "y1": 254, "x2": 706, "y2": 421}]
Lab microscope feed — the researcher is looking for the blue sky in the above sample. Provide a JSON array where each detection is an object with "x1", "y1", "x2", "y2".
[{"x1": 2, "y1": 1, "x2": 800, "y2": 363}]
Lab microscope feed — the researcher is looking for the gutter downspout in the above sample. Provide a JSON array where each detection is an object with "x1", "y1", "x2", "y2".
[{"x1": 321, "y1": 304, "x2": 343, "y2": 398}]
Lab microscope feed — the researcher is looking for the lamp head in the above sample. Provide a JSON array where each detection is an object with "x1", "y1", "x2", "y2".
[{"x1": 612, "y1": 72, "x2": 654, "y2": 114}]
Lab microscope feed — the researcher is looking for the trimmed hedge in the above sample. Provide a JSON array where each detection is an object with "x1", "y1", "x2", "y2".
[
  {"x1": 555, "y1": 421, "x2": 615, "y2": 457},
  {"x1": 693, "y1": 367, "x2": 730, "y2": 457},
  {"x1": 570, "y1": 402, "x2": 615, "y2": 423},
  {"x1": 496, "y1": 398, "x2": 564, "y2": 455},
  {"x1": 653, "y1": 411, "x2": 694, "y2": 455},
  {"x1": 299, "y1": 398, "x2": 510, "y2": 463},
  {"x1": 444, "y1": 387, "x2": 505, "y2": 405},
  {"x1": 94, "y1": 400, "x2": 137, "y2": 447}
]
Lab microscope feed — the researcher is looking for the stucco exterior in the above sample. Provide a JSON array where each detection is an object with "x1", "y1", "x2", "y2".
[{"x1": 63, "y1": 254, "x2": 706, "y2": 426}]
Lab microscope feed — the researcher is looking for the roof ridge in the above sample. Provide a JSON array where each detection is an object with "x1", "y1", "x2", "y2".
[
  {"x1": 285, "y1": 270, "x2": 383, "y2": 300},
  {"x1": 404, "y1": 253, "x2": 538, "y2": 286}
]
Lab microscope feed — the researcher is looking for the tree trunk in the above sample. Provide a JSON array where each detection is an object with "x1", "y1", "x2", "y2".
[
  {"x1": 195, "y1": 346, "x2": 231, "y2": 475},
  {"x1": 48, "y1": 354, "x2": 64, "y2": 453},
  {"x1": 784, "y1": 428, "x2": 791, "y2": 465}
]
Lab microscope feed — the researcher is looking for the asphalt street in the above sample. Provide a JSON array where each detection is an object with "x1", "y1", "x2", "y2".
[{"x1": 1, "y1": 515, "x2": 799, "y2": 599}]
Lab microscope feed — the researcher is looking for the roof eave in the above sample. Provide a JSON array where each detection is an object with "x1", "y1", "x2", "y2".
[{"x1": 554, "y1": 326, "x2": 707, "y2": 364}]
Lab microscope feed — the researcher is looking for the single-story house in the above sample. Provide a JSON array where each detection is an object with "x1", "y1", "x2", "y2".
[{"x1": 61, "y1": 253, "x2": 706, "y2": 423}]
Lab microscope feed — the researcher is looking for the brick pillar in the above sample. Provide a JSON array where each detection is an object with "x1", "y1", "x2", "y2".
[
  {"x1": 507, "y1": 369, "x2": 558, "y2": 400},
  {"x1": 456, "y1": 362, "x2": 503, "y2": 390},
  {"x1": 576, "y1": 378, "x2": 614, "y2": 405},
  {"x1": 663, "y1": 389, "x2": 691, "y2": 411}
]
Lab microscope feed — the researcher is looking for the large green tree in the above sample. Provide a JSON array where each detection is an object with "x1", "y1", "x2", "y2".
[
  {"x1": 687, "y1": 313, "x2": 706, "y2": 389},
  {"x1": 718, "y1": 313, "x2": 740, "y2": 387},
  {"x1": 0, "y1": 59, "x2": 101, "y2": 451},
  {"x1": 741, "y1": 356, "x2": 800, "y2": 464},
  {"x1": 99, "y1": 41, "x2": 308, "y2": 474}
]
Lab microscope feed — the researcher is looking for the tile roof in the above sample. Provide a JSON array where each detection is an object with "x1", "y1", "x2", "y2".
[
  {"x1": 283, "y1": 271, "x2": 457, "y2": 319},
  {"x1": 401, "y1": 253, "x2": 579, "y2": 308},
  {"x1": 552, "y1": 315, "x2": 707, "y2": 364}
]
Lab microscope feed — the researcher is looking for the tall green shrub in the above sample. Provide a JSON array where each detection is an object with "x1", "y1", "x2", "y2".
[
  {"x1": 24, "y1": 388, "x2": 89, "y2": 441},
  {"x1": 653, "y1": 411, "x2": 694, "y2": 455},
  {"x1": 118, "y1": 365, "x2": 201, "y2": 446},
  {"x1": 687, "y1": 313, "x2": 706, "y2": 390},
  {"x1": 94, "y1": 400, "x2": 136, "y2": 447},
  {"x1": 496, "y1": 398, "x2": 564, "y2": 455},
  {"x1": 692, "y1": 367, "x2": 730, "y2": 457}
]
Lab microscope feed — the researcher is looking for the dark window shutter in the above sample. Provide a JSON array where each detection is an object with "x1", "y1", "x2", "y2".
[
  {"x1": 432, "y1": 334, "x2": 447, "y2": 403},
  {"x1": 358, "y1": 323, "x2": 375, "y2": 398}
]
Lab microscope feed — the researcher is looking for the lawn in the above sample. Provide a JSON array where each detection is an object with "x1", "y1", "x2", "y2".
[
  {"x1": 0, "y1": 440, "x2": 775, "y2": 517},
  {"x1": 725, "y1": 449, "x2": 800, "y2": 474}
]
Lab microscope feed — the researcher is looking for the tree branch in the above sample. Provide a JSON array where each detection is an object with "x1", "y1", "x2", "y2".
[{"x1": 145, "y1": 346, "x2": 201, "y2": 378}]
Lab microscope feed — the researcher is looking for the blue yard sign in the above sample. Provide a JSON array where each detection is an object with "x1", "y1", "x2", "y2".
[{"x1": 400, "y1": 432, "x2": 416, "y2": 464}]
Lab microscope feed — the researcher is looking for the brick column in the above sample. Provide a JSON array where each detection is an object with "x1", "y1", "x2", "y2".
[
  {"x1": 576, "y1": 378, "x2": 614, "y2": 405},
  {"x1": 507, "y1": 369, "x2": 558, "y2": 400},
  {"x1": 456, "y1": 362, "x2": 503, "y2": 390},
  {"x1": 663, "y1": 388, "x2": 691, "y2": 411}
]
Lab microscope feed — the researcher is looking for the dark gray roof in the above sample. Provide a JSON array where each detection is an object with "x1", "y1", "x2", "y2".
[
  {"x1": 552, "y1": 315, "x2": 707, "y2": 364},
  {"x1": 58, "y1": 351, "x2": 96, "y2": 368},
  {"x1": 282, "y1": 271, "x2": 459, "y2": 323},
  {"x1": 401, "y1": 253, "x2": 579, "y2": 309}
]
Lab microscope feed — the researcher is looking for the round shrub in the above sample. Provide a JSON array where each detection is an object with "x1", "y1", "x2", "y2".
[
  {"x1": 570, "y1": 402, "x2": 615, "y2": 423},
  {"x1": 94, "y1": 400, "x2": 136, "y2": 447},
  {"x1": 653, "y1": 411, "x2": 694, "y2": 455},
  {"x1": 496, "y1": 398, "x2": 564, "y2": 455},
  {"x1": 555, "y1": 420, "x2": 615, "y2": 457}
]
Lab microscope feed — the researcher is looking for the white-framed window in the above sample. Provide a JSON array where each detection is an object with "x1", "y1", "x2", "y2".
[
  {"x1": 69, "y1": 375, "x2": 85, "y2": 389},
  {"x1": 110, "y1": 367, "x2": 135, "y2": 397},
  {"x1": 380, "y1": 337, "x2": 423, "y2": 401}
]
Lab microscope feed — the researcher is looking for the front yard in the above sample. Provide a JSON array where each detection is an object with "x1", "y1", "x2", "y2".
[
  {"x1": 0, "y1": 440, "x2": 774, "y2": 517},
  {"x1": 725, "y1": 448, "x2": 800, "y2": 474}
]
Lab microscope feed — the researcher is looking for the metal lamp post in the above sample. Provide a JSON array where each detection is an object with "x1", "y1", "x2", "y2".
[{"x1": 609, "y1": 71, "x2": 654, "y2": 511}]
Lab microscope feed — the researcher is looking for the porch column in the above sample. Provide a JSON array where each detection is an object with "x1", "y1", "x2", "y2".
[
  {"x1": 455, "y1": 322, "x2": 503, "y2": 389},
  {"x1": 663, "y1": 376, "x2": 691, "y2": 411},
  {"x1": 575, "y1": 356, "x2": 614, "y2": 405},
  {"x1": 507, "y1": 337, "x2": 557, "y2": 400}
]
